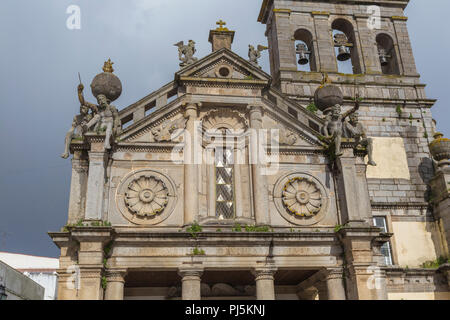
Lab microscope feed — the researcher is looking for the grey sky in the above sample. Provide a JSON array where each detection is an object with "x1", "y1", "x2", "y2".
[{"x1": 0, "y1": 0, "x2": 448, "y2": 257}]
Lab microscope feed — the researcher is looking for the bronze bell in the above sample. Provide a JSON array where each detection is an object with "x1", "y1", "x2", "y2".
[
  {"x1": 379, "y1": 49, "x2": 390, "y2": 66},
  {"x1": 296, "y1": 43, "x2": 310, "y2": 65},
  {"x1": 337, "y1": 45, "x2": 351, "y2": 61}
]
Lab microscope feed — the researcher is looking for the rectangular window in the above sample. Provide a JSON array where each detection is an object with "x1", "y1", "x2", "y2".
[
  {"x1": 215, "y1": 148, "x2": 235, "y2": 219},
  {"x1": 373, "y1": 217, "x2": 393, "y2": 265},
  {"x1": 288, "y1": 107, "x2": 298, "y2": 119}
]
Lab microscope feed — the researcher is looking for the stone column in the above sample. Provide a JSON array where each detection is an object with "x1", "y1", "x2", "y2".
[
  {"x1": 355, "y1": 15, "x2": 381, "y2": 74},
  {"x1": 84, "y1": 137, "x2": 108, "y2": 220},
  {"x1": 178, "y1": 267, "x2": 203, "y2": 300},
  {"x1": 253, "y1": 267, "x2": 277, "y2": 300},
  {"x1": 325, "y1": 268, "x2": 347, "y2": 300},
  {"x1": 68, "y1": 151, "x2": 89, "y2": 224},
  {"x1": 312, "y1": 12, "x2": 338, "y2": 73},
  {"x1": 184, "y1": 103, "x2": 200, "y2": 226},
  {"x1": 104, "y1": 269, "x2": 127, "y2": 300},
  {"x1": 391, "y1": 16, "x2": 418, "y2": 76},
  {"x1": 248, "y1": 105, "x2": 269, "y2": 225}
]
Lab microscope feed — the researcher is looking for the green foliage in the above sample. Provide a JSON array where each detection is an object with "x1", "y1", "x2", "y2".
[
  {"x1": 306, "y1": 102, "x2": 318, "y2": 114},
  {"x1": 334, "y1": 224, "x2": 344, "y2": 233},
  {"x1": 101, "y1": 276, "x2": 108, "y2": 290},
  {"x1": 191, "y1": 247, "x2": 206, "y2": 256},
  {"x1": 244, "y1": 225, "x2": 271, "y2": 233},
  {"x1": 421, "y1": 256, "x2": 449, "y2": 269},
  {"x1": 396, "y1": 105, "x2": 403, "y2": 117},
  {"x1": 216, "y1": 229, "x2": 222, "y2": 233},
  {"x1": 423, "y1": 132, "x2": 429, "y2": 139},
  {"x1": 244, "y1": 75, "x2": 254, "y2": 80},
  {"x1": 186, "y1": 221, "x2": 203, "y2": 238},
  {"x1": 382, "y1": 118, "x2": 386, "y2": 122},
  {"x1": 232, "y1": 223, "x2": 242, "y2": 232}
]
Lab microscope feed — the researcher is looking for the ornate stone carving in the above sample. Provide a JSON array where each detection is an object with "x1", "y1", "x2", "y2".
[
  {"x1": 282, "y1": 177, "x2": 322, "y2": 217},
  {"x1": 201, "y1": 109, "x2": 248, "y2": 133},
  {"x1": 117, "y1": 169, "x2": 177, "y2": 225},
  {"x1": 125, "y1": 175, "x2": 169, "y2": 217},
  {"x1": 344, "y1": 111, "x2": 377, "y2": 166},
  {"x1": 151, "y1": 116, "x2": 187, "y2": 142},
  {"x1": 174, "y1": 40, "x2": 198, "y2": 67}
]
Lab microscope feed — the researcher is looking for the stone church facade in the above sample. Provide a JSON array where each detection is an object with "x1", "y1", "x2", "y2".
[{"x1": 50, "y1": 0, "x2": 450, "y2": 300}]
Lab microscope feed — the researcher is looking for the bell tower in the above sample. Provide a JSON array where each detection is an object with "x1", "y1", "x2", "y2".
[{"x1": 258, "y1": 0, "x2": 421, "y2": 93}]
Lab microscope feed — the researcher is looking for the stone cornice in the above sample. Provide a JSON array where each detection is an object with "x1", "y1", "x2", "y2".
[{"x1": 179, "y1": 76, "x2": 269, "y2": 89}]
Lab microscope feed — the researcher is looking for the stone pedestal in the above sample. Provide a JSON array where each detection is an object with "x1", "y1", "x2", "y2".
[
  {"x1": 72, "y1": 228, "x2": 113, "y2": 300},
  {"x1": 336, "y1": 149, "x2": 372, "y2": 225},
  {"x1": 183, "y1": 103, "x2": 200, "y2": 226},
  {"x1": 338, "y1": 227, "x2": 388, "y2": 300},
  {"x1": 253, "y1": 266, "x2": 277, "y2": 300},
  {"x1": 68, "y1": 151, "x2": 89, "y2": 224},
  {"x1": 84, "y1": 137, "x2": 108, "y2": 220},
  {"x1": 248, "y1": 105, "x2": 269, "y2": 225},
  {"x1": 104, "y1": 269, "x2": 127, "y2": 300},
  {"x1": 179, "y1": 267, "x2": 203, "y2": 300},
  {"x1": 430, "y1": 166, "x2": 450, "y2": 257}
]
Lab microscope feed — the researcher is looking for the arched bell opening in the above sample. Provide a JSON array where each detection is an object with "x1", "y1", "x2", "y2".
[
  {"x1": 331, "y1": 19, "x2": 361, "y2": 74},
  {"x1": 376, "y1": 33, "x2": 400, "y2": 75},
  {"x1": 294, "y1": 29, "x2": 317, "y2": 72}
]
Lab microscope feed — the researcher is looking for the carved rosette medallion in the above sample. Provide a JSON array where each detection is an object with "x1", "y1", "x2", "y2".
[
  {"x1": 273, "y1": 173, "x2": 329, "y2": 226},
  {"x1": 282, "y1": 178, "x2": 322, "y2": 217},
  {"x1": 116, "y1": 169, "x2": 177, "y2": 225},
  {"x1": 125, "y1": 176, "x2": 169, "y2": 217}
]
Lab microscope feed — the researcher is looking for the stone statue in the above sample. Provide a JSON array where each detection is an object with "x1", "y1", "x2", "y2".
[
  {"x1": 81, "y1": 91, "x2": 118, "y2": 150},
  {"x1": 248, "y1": 45, "x2": 268, "y2": 68},
  {"x1": 322, "y1": 95, "x2": 360, "y2": 157},
  {"x1": 61, "y1": 84, "x2": 95, "y2": 159},
  {"x1": 345, "y1": 112, "x2": 377, "y2": 166},
  {"x1": 174, "y1": 40, "x2": 198, "y2": 67}
]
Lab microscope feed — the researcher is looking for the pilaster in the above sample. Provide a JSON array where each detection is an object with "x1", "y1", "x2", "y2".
[
  {"x1": 248, "y1": 105, "x2": 270, "y2": 225},
  {"x1": 183, "y1": 102, "x2": 201, "y2": 226}
]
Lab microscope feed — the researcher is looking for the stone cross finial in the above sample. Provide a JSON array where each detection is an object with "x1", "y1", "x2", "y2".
[{"x1": 216, "y1": 19, "x2": 228, "y2": 31}]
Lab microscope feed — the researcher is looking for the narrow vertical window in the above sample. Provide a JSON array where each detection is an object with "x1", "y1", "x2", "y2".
[
  {"x1": 373, "y1": 217, "x2": 393, "y2": 265},
  {"x1": 215, "y1": 147, "x2": 235, "y2": 219}
]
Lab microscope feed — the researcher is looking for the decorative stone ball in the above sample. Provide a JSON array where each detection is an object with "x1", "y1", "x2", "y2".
[
  {"x1": 313, "y1": 85, "x2": 343, "y2": 111},
  {"x1": 429, "y1": 132, "x2": 450, "y2": 162},
  {"x1": 90, "y1": 72, "x2": 122, "y2": 102}
]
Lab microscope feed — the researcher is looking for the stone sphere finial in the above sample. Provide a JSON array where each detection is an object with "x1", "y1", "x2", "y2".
[
  {"x1": 90, "y1": 59, "x2": 122, "y2": 102},
  {"x1": 429, "y1": 132, "x2": 450, "y2": 167},
  {"x1": 313, "y1": 74, "x2": 343, "y2": 112}
]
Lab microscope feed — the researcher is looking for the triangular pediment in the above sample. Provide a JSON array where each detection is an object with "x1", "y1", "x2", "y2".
[{"x1": 175, "y1": 48, "x2": 271, "y2": 84}]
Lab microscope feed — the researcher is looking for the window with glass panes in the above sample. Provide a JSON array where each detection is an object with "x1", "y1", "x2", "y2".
[
  {"x1": 373, "y1": 217, "x2": 393, "y2": 265},
  {"x1": 215, "y1": 147, "x2": 235, "y2": 219}
]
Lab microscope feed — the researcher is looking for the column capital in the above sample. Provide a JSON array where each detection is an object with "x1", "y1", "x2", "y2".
[
  {"x1": 183, "y1": 102, "x2": 202, "y2": 113},
  {"x1": 325, "y1": 267, "x2": 344, "y2": 281},
  {"x1": 106, "y1": 269, "x2": 128, "y2": 283},
  {"x1": 252, "y1": 266, "x2": 277, "y2": 281},
  {"x1": 247, "y1": 104, "x2": 264, "y2": 114},
  {"x1": 178, "y1": 266, "x2": 204, "y2": 279}
]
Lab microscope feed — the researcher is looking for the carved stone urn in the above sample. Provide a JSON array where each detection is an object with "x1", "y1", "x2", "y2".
[
  {"x1": 429, "y1": 132, "x2": 450, "y2": 167},
  {"x1": 314, "y1": 84, "x2": 343, "y2": 112},
  {"x1": 90, "y1": 59, "x2": 122, "y2": 102}
]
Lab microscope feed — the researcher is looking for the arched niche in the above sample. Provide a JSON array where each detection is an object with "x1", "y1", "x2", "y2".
[
  {"x1": 331, "y1": 18, "x2": 361, "y2": 74},
  {"x1": 294, "y1": 28, "x2": 317, "y2": 72},
  {"x1": 376, "y1": 33, "x2": 400, "y2": 75}
]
